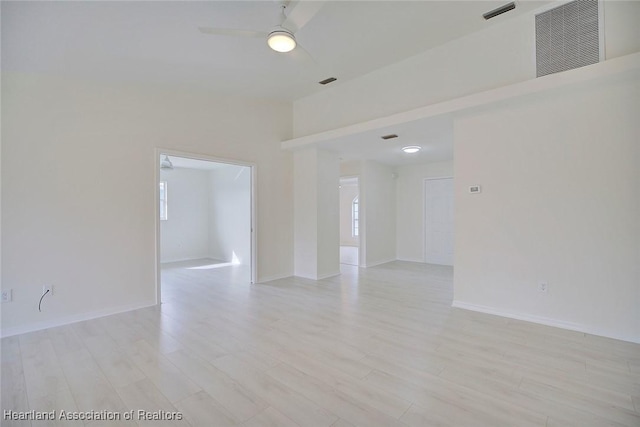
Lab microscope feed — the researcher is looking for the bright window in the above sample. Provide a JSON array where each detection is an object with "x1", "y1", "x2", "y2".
[
  {"x1": 352, "y1": 196, "x2": 359, "y2": 237},
  {"x1": 159, "y1": 181, "x2": 168, "y2": 221}
]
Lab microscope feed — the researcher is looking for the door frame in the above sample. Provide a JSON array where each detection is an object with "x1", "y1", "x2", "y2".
[
  {"x1": 339, "y1": 175, "x2": 361, "y2": 267},
  {"x1": 154, "y1": 148, "x2": 257, "y2": 305},
  {"x1": 423, "y1": 176, "x2": 454, "y2": 265}
]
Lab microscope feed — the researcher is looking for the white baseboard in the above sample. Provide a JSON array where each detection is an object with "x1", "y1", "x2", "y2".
[
  {"x1": 317, "y1": 271, "x2": 341, "y2": 280},
  {"x1": 396, "y1": 257, "x2": 425, "y2": 263},
  {"x1": 1, "y1": 300, "x2": 157, "y2": 338},
  {"x1": 363, "y1": 258, "x2": 396, "y2": 268},
  {"x1": 452, "y1": 300, "x2": 583, "y2": 332},
  {"x1": 256, "y1": 272, "x2": 292, "y2": 284},
  {"x1": 289, "y1": 271, "x2": 341, "y2": 281},
  {"x1": 451, "y1": 300, "x2": 640, "y2": 344}
]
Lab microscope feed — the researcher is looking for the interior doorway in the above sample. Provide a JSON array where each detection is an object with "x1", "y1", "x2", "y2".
[
  {"x1": 424, "y1": 177, "x2": 454, "y2": 266},
  {"x1": 155, "y1": 150, "x2": 255, "y2": 304},
  {"x1": 339, "y1": 176, "x2": 360, "y2": 266}
]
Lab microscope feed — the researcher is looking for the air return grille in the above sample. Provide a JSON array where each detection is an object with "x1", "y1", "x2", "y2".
[{"x1": 535, "y1": 0, "x2": 600, "y2": 77}]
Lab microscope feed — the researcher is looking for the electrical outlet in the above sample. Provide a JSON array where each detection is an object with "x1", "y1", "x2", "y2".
[
  {"x1": 43, "y1": 285, "x2": 53, "y2": 296},
  {"x1": 1, "y1": 289, "x2": 12, "y2": 303},
  {"x1": 538, "y1": 282, "x2": 548, "y2": 293}
]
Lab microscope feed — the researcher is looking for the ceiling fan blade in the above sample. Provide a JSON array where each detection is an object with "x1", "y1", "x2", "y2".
[
  {"x1": 282, "y1": 1, "x2": 325, "y2": 33},
  {"x1": 291, "y1": 44, "x2": 320, "y2": 68},
  {"x1": 290, "y1": 44, "x2": 334, "y2": 81},
  {"x1": 198, "y1": 27, "x2": 268, "y2": 38}
]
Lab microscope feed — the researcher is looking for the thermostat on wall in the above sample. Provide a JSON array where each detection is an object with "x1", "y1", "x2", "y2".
[{"x1": 469, "y1": 185, "x2": 482, "y2": 194}]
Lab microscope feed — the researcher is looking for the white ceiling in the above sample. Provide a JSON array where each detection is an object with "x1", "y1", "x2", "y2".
[
  {"x1": 4, "y1": 1, "x2": 550, "y2": 167},
  {"x1": 331, "y1": 114, "x2": 454, "y2": 166},
  {"x1": 2, "y1": 1, "x2": 548, "y2": 101}
]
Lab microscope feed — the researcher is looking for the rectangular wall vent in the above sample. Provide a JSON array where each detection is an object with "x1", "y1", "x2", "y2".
[
  {"x1": 483, "y1": 2, "x2": 516, "y2": 20},
  {"x1": 535, "y1": 0, "x2": 600, "y2": 77},
  {"x1": 319, "y1": 77, "x2": 337, "y2": 85}
]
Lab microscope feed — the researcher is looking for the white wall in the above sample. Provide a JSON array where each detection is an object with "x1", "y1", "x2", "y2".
[
  {"x1": 293, "y1": 148, "x2": 339, "y2": 279},
  {"x1": 293, "y1": 1, "x2": 640, "y2": 137},
  {"x1": 160, "y1": 168, "x2": 210, "y2": 263},
  {"x1": 293, "y1": 149, "x2": 318, "y2": 279},
  {"x1": 316, "y1": 150, "x2": 340, "y2": 278},
  {"x1": 453, "y1": 70, "x2": 640, "y2": 343},
  {"x1": 361, "y1": 160, "x2": 396, "y2": 267},
  {"x1": 339, "y1": 183, "x2": 359, "y2": 247},
  {"x1": 340, "y1": 160, "x2": 362, "y2": 177},
  {"x1": 395, "y1": 161, "x2": 454, "y2": 263},
  {"x1": 1, "y1": 74, "x2": 293, "y2": 336},
  {"x1": 208, "y1": 165, "x2": 251, "y2": 265}
]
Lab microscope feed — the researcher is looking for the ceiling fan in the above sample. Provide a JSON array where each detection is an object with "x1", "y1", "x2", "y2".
[{"x1": 198, "y1": 0, "x2": 324, "y2": 54}]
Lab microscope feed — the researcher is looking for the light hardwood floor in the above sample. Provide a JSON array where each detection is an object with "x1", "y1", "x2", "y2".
[{"x1": 2, "y1": 261, "x2": 639, "y2": 426}]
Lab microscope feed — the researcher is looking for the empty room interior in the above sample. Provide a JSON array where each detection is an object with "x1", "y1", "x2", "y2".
[{"x1": 1, "y1": 1, "x2": 639, "y2": 426}]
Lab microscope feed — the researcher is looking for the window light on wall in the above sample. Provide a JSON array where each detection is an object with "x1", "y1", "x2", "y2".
[
  {"x1": 159, "y1": 181, "x2": 168, "y2": 221},
  {"x1": 352, "y1": 196, "x2": 359, "y2": 237}
]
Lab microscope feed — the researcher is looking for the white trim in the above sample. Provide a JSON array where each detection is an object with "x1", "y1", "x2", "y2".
[
  {"x1": 154, "y1": 148, "x2": 258, "y2": 304},
  {"x1": 251, "y1": 163, "x2": 258, "y2": 285},
  {"x1": 256, "y1": 273, "x2": 292, "y2": 284},
  {"x1": 396, "y1": 257, "x2": 425, "y2": 263},
  {"x1": 289, "y1": 271, "x2": 342, "y2": 281},
  {"x1": 1, "y1": 300, "x2": 156, "y2": 338},
  {"x1": 451, "y1": 300, "x2": 640, "y2": 344},
  {"x1": 363, "y1": 258, "x2": 396, "y2": 268},
  {"x1": 452, "y1": 300, "x2": 583, "y2": 331},
  {"x1": 154, "y1": 151, "x2": 161, "y2": 305},
  {"x1": 316, "y1": 271, "x2": 341, "y2": 280},
  {"x1": 424, "y1": 176, "x2": 454, "y2": 181}
]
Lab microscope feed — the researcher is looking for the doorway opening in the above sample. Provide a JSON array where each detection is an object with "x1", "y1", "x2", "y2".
[
  {"x1": 339, "y1": 176, "x2": 360, "y2": 266},
  {"x1": 155, "y1": 150, "x2": 255, "y2": 304}
]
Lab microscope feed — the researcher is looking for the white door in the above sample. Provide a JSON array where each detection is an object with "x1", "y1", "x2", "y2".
[{"x1": 424, "y1": 178, "x2": 454, "y2": 266}]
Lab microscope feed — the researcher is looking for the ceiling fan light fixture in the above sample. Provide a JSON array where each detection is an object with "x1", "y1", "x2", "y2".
[
  {"x1": 267, "y1": 29, "x2": 296, "y2": 53},
  {"x1": 161, "y1": 155, "x2": 174, "y2": 170},
  {"x1": 402, "y1": 146, "x2": 421, "y2": 154}
]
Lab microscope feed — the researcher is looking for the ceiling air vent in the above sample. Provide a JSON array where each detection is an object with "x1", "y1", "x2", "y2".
[
  {"x1": 381, "y1": 134, "x2": 398, "y2": 140},
  {"x1": 536, "y1": 0, "x2": 600, "y2": 77},
  {"x1": 319, "y1": 77, "x2": 337, "y2": 85},
  {"x1": 483, "y1": 2, "x2": 516, "y2": 20}
]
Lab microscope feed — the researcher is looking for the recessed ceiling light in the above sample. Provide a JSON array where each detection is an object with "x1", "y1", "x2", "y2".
[{"x1": 402, "y1": 146, "x2": 421, "y2": 154}]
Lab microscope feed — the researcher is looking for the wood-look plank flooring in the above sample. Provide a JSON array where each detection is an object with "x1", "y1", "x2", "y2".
[{"x1": 2, "y1": 260, "x2": 639, "y2": 426}]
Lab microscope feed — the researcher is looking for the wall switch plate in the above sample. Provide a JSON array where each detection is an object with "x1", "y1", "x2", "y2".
[
  {"x1": 1, "y1": 289, "x2": 12, "y2": 303},
  {"x1": 538, "y1": 282, "x2": 548, "y2": 293},
  {"x1": 43, "y1": 285, "x2": 53, "y2": 296}
]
